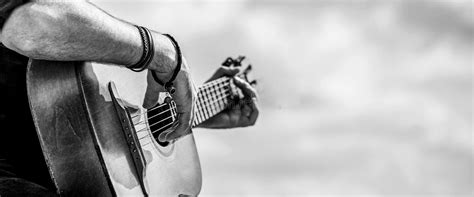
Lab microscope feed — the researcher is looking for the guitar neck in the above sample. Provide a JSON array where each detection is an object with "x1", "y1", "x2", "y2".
[
  {"x1": 144, "y1": 76, "x2": 236, "y2": 143},
  {"x1": 192, "y1": 77, "x2": 235, "y2": 127},
  {"x1": 142, "y1": 56, "x2": 252, "y2": 146}
]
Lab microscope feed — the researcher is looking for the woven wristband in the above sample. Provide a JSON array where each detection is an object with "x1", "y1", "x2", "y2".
[{"x1": 127, "y1": 26, "x2": 154, "y2": 72}]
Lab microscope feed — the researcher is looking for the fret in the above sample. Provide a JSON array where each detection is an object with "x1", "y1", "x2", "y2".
[
  {"x1": 190, "y1": 77, "x2": 233, "y2": 127},
  {"x1": 209, "y1": 83, "x2": 217, "y2": 116},
  {"x1": 213, "y1": 83, "x2": 222, "y2": 113},
  {"x1": 197, "y1": 89, "x2": 205, "y2": 121},
  {"x1": 195, "y1": 106, "x2": 202, "y2": 125},
  {"x1": 209, "y1": 82, "x2": 218, "y2": 112},
  {"x1": 207, "y1": 85, "x2": 215, "y2": 119},
  {"x1": 217, "y1": 83, "x2": 226, "y2": 110},
  {"x1": 195, "y1": 92, "x2": 204, "y2": 124},
  {"x1": 199, "y1": 91, "x2": 207, "y2": 123},
  {"x1": 212, "y1": 80, "x2": 227, "y2": 114},
  {"x1": 211, "y1": 83, "x2": 219, "y2": 115},
  {"x1": 202, "y1": 86, "x2": 211, "y2": 120},
  {"x1": 193, "y1": 116, "x2": 200, "y2": 126},
  {"x1": 216, "y1": 81, "x2": 227, "y2": 105},
  {"x1": 200, "y1": 90, "x2": 207, "y2": 120},
  {"x1": 215, "y1": 83, "x2": 224, "y2": 111}
]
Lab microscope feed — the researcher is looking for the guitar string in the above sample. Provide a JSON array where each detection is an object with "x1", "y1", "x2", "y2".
[
  {"x1": 193, "y1": 93, "x2": 230, "y2": 126},
  {"x1": 129, "y1": 78, "x2": 232, "y2": 145},
  {"x1": 198, "y1": 79, "x2": 231, "y2": 107},
  {"x1": 134, "y1": 108, "x2": 171, "y2": 126},
  {"x1": 137, "y1": 120, "x2": 175, "y2": 144},
  {"x1": 137, "y1": 118, "x2": 175, "y2": 141},
  {"x1": 133, "y1": 84, "x2": 230, "y2": 132},
  {"x1": 130, "y1": 103, "x2": 166, "y2": 119},
  {"x1": 195, "y1": 86, "x2": 230, "y2": 122},
  {"x1": 135, "y1": 92, "x2": 232, "y2": 144},
  {"x1": 151, "y1": 121, "x2": 175, "y2": 134},
  {"x1": 195, "y1": 85, "x2": 227, "y2": 123},
  {"x1": 136, "y1": 92, "x2": 230, "y2": 136},
  {"x1": 196, "y1": 85, "x2": 229, "y2": 108},
  {"x1": 194, "y1": 79, "x2": 231, "y2": 123},
  {"x1": 141, "y1": 76, "x2": 244, "y2": 147},
  {"x1": 138, "y1": 94, "x2": 231, "y2": 147},
  {"x1": 132, "y1": 82, "x2": 229, "y2": 126},
  {"x1": 138, "y1": 119, "x2": 182, "y2": 146},
  {"x1": 137, "y1": 120, "x2": 174, "y2": 141},
  {"x1": 128, "y1": 78, "x2": 230, "y2": 119},
  {"x1": 135, "y1": 115, "x2": 173, "y2": 133}
]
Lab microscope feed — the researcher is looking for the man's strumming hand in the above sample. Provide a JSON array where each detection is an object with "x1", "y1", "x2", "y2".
[{"x1": 147, "y1": 33, "x2": 197, "y2": 143}]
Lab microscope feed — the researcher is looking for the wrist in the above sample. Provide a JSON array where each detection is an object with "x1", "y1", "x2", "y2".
[
  {"x1": 149, "y1": 33, "x2": 183, "y2": 93},
  {"x1": 149, "y1": 33, "x2": 177, "y2": 78},
  {"x1": 123, "y1": 25, "x2": 144, "y2": 66}
]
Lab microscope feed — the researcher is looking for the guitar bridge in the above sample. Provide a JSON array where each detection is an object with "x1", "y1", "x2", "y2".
[{"x1": 108, "y1": 82, "x2": 149, "y2": 196}]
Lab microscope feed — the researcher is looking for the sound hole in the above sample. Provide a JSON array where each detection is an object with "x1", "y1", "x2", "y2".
[{"x1": 147, "y1": 103, "x2": 174, "y2": 147}]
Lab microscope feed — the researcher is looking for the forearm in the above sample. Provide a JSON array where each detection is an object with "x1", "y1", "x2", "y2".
[{"x1": 0, "y1": 1, "x2": 174, "y2": 70}]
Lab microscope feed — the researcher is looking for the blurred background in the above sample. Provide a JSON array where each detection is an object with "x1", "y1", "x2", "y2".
[{"x1": 94, "y1": 0, "x2": 472, "y2": 196}]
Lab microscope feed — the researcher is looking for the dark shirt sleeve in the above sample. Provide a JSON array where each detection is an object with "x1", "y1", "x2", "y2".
[{"x1": 0, "y1": 0, "x2": 28, "y2": 29}]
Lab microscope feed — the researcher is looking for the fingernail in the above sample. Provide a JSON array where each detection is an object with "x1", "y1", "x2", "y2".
[
  {"x1": 158, "y1": 133, "x2": 167, "y2": 142},
  {"x1": 165, "y1": 131, "x2": 176, "y2": 142}
]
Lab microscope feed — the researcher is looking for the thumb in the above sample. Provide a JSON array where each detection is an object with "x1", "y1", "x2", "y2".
[
  {"x1": 157, "y1": 121, "x2": 178, "y2": 142},
  {"x1": 165, "y1": 121, "x2": 191, "y2": 142},
  {"x1": 165, "y1": 111, "x2": 192, "y2": 141}
]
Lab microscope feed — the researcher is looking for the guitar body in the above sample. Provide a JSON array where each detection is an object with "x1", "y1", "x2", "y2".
[{"x1": 26, "y1": 60, "x2": 202, "y2": 196}]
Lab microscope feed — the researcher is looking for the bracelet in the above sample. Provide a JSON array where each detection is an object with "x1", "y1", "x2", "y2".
[
  {"x1": 151, "y1": 33, "x2": 182, "y2": 94},
  {"x1": 127, "y1": 26, "x2": 154, "y2": 72}
]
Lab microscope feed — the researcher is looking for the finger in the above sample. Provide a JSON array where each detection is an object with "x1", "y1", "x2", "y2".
[
  {"x1": 157, "y1": 121, "x2": 178, "y2": 142},
  {"x1": 241, "y1": 101, "x2": 252, "y2": 118},
  {"x1": 158, "y1": 132, "x2": 168, "y2": 143},
  {"x1": 233, "y1": 77, "x2": 257, "y2": 99},
  {"x1": 246, "y1": 97, "x2": 259, "y2": 126},
  {"x1": 166, "y1": 69, "x2": 196, "y2": 141},
  {"x1": 229, "y1": 105, "x2": 242, "y2": 127},
  {"x1": 165, "y1": 126, "x2": 190, "y2": 141},
  {"x1": 207, "y1": 67, "x2": 241, "y2": 82},
  {"x1": 164, "y1": 126, "x2": 186, "y2": 143},
  {"x1": 166, "y1": 111, "x2": 192, "y2": 141}
]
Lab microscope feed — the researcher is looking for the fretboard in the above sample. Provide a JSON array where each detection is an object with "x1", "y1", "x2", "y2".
[{"x1": 192, "y1": 77, "x2": 235, "y2": 127}]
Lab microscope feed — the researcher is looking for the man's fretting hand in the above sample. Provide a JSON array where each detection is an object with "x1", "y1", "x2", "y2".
[{"x1": 198, "y1": 66, "x2": 259, "y2": 129}]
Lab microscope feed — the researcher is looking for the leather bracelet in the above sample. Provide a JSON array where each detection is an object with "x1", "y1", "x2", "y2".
[
  {"x1": 151, "y1": 34, "x2": 182, "y2": 94},
  {"x1": 128, "y1": 26, "x2": 154, "y2": 72}
]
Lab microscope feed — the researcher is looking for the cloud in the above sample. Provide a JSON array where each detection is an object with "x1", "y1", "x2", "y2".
[{"x1": 92, "y1": 0, "x2": 473, "y2": 195}]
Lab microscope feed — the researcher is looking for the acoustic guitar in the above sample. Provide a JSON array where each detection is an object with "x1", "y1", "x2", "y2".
[{"x1": 26, "y1": 56, "x2": 254, "y2": 196}]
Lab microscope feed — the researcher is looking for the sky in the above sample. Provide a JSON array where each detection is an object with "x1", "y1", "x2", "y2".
[{"x1": 93, "y1": 0, "x2": 472, "y2": 196}]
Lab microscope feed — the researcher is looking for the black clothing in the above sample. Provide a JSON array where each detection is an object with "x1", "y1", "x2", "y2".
[
  {"x1": 0, "y1": 177, "x2": 57, "y2": 196},
  {"x1": 0, "y1": 0, "x2": 26, "y2": 27},
  {"x1": 0, "y1": 0, "x2": 56, "y2": 193}
]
